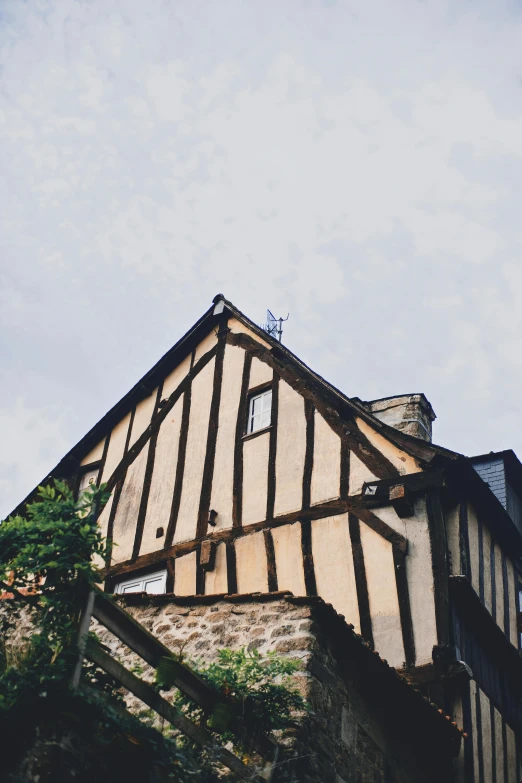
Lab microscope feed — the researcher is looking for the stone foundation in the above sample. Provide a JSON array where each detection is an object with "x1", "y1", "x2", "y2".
[{"x1": 93, "y1": 592, "x2": 461, "y2": 783}]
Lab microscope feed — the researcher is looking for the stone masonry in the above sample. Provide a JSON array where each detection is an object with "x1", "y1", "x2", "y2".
[{"x1": 93, "y1": 592, "x2": 462, "y2": 783}]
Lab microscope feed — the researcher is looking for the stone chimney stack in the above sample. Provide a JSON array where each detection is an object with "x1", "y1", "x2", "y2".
[{"x1": 361, "y1": 394, "x2": 436, "y2": 442}]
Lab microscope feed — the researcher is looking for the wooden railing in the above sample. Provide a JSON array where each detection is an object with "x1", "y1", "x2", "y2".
[{"x1": 74, "y1": 587, "x2": 280, "y2": 781}]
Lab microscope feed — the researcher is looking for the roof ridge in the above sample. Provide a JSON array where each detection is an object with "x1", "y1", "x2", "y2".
[
  {"x1": 223, "y1": 296, "x2": 460, "y2": 466},
  {"x1": 8, "y1": 293, "x2": 460, "y2": 518}
]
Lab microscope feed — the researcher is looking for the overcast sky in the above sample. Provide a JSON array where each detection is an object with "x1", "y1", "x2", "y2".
[{"x1": 2, "y1": 0, "x2": 522, "y2": 517}]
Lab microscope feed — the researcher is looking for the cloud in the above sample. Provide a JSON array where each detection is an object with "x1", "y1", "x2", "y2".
[
  {"x1": 0, "y1": 397, "x2": 72, "y2": 517},
  {"x1": 2, "y1": 0, "x2": 522, "y2": 512}
]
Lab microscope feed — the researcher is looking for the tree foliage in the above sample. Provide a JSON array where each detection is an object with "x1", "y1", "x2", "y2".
[
  {"x1": 0, "y1": 480, "x2": 110, "y2": 709},
  {"x1": 160, "y1": 647, "x2": 306, "y2": 738},
  {"x1": 0, "y1": 479, "x2": 108, "y2": 592},
  {"x1": 0, "y1": 480, "x2": 308, "y2": 781}
]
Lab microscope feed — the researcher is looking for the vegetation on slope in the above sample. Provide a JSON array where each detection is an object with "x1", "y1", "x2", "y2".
[{"x1": 0, "y1": 481, "x2": 306, "y2": 782}]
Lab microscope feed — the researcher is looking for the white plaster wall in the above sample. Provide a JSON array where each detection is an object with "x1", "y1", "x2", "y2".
[
  {"x1": 506, "y1": 557, "x2": 517, "y2": 647},
  {"x1": 468, "y1": 504, "x2": 480, "y2": 595},
  {"x1": 470, "y1": 680, "x2": 480, "y2": 777},
  {"x1": 128, "y1": 390, "x2": 157, "y2": 449},
  {"x1": 81, "y1": 438, "x2": 105, "y2": 466},
  {"x1": 97, "y1": 492, "x2": 114, "y2": 542},
  {"x1": 175, "y1": 551, "x2": 197, "y2": 596},
  {"x1": 140, "y1": 396, "x2": 183, "y2": 556},
  {"x1": 272, "y1": 523, "x2": 307, "y2": 596},
  {"x1": 205, "y1": 542, "x2": 228, "y2": 595},
  {"x1": 235, "y1": 532, "x2": 269, "y2": 593},
  {"x1": 311, "y1": 514, "x2": 360, "y2": 632},
  {"x1": 506, "y1": 723, "x2": 517, "y2": 783},
  {"x1": 405, "y1": 500, "x2": 438, "y2": 665},
  {"x1": 162, "y1": 354, "x2": 191, "y2": 400},
  {"x1": 93, "y1": 492, "x2": 114, "y2": 569},
  {"x1": 101, "y1": 412, "x2": 132, "y2": 483},
  {"x1": 111, "y1": 443, "x2": 149, "y2": 564},
  {"x1": 228, "y1": 317, "x2": 270, "y2": 348},
  {"x1": 480, "y1": 689, "x2": 493, "y2": 783},
  {"x1": 349, "y1": 452, "x2": 377, "y2": 495},
  {"x1": 483, "y1": 524, "x2": 492, "y2": 614},
  {"x1": 366, "y1": 505, "x2": 406, "y2": 540},
  {"x1": 494, "y1": 707, "x2": 505, "y2": 783},
  {"x1": 209, "y1": 345, "x2": 245, "y2": 530},
  {"x1": 174, "y1": 359, "x2": 215, "y2": 543},
  {"x1": 372, "y1": 502, "x2": 437, "y2": 666},
  {"x1": 494, "y1": 543, "x2": 505, "y2": 635},
  {"x1": 359, "y1": 522, "x2": 405, "y2": 668},
  {"x1": 249, "y1": 356, "x2": 272, "y2": 389},
  {"x1": 242, "y1": 432, "x2": 269, "y2": 526},
  {"x1": 452, "y1": 695, "x2": 465, "y2": 782},
  {"x1": 311, "y1": 410, "x2": 341, "y2": 505},
  {"x1": 274, "y1": 381, "x2": 306, "y2": 517},
  {"x1": 355, "y1": 417, "x2": 422, "y2": 475},
  {"x1": 446, "y1": 504, "x2": 461, "y2": 575},
  {"x1": 193, "y1": 331, "x2": 218, "y2": 364}
]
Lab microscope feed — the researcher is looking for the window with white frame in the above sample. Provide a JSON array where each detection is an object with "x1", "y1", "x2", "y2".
[
  {"x1": 114, "y1": 570, "x2": 167, "y2": 595},
  {"x1": 247, "y1": 389, "x2": 272, "y2": 434},
  {"x1": 77, "y1": 468, "x2": 99, "y2": 501}
]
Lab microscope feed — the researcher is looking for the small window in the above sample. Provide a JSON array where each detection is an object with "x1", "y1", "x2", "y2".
[
  {"x1": 248, "y1": 389, "x2": 272, "y2": 434},
  {"x1": 114, "y1": 570, "x2": 167, "y2": 595},
  {"x1": 77, "y1": 469, "x2": 98, "y2": 501}
]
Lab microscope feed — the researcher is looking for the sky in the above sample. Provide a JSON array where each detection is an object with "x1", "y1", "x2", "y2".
[{"x1": 2, "y1": 0, "x2": 522, "y2": 517}]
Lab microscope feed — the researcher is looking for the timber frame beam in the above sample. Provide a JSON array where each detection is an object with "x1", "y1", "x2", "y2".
[
  {"x1": 102, "y1": 497, "x2": 408, "y2": 582},
  {"x1": 226, "y1": 330, "x2": 401, "y2": 481}
]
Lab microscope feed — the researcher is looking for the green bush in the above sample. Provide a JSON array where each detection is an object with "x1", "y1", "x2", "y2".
[
  {"x1": 0, "y1": 480, "x2": 110, "y2": 710},
  {"x1": 0, "y1": 481, "x2": 308, "y2": 781},
  {"x1": 157, "y1": 646, "x2": 307, "y2": 768}
]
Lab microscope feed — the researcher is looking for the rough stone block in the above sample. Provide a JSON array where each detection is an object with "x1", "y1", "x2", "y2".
[
  {"x1": 259, "y1": 613, "x2": 281, "y2": 623},
  {"x1": 341, "y1": 706, "x2": 357, "y2": 750},
  {"x1": 275, "y1": 636, "x2": 311, "y2": 653},
  {"x1": 285, "y1": 605, "x2": 313, "y2": 619},
  {"x1": 164, "y1": 606, "x2": 190, "y2": 616},
  {"x1": 153, "y1": 623, "x2": 172, "y2": 635},
  {"x1": 247, "y1": 638, "x2": 266, "y2": 651},
  {"x1": 209, "y1": 612, "x2": 230, "y2": 623},
  {"x1": 224, "y1": 634, "x2": 240, "y2": 646},
  {"x1": 271, "y1": 624, "x2": 294, "y2": 638},
  {"x1": 189, "y1": 606, "x2": 209, "y2": 616}
]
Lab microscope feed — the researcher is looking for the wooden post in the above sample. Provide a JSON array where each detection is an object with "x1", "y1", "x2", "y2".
[
  {"x1": 71, "y1": 588, "x2": 95, "y2": 690},
  {"x1": 86, "y1": 639, "x2": 259, "y2": 780}
]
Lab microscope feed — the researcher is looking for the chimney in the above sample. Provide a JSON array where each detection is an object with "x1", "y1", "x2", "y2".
[{"x1": 360, "y1": 394, "x2": 436, "y2": 442}]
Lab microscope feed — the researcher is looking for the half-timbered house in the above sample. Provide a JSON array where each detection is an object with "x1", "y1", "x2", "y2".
[{"x1": 10, "y1": 294, "x2": 522, "y2": 782}]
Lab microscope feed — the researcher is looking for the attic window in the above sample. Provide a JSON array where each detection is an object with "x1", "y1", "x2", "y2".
[
  {"x1": 114, "y1": 570, "x2": 167, "y2": 595},
  {"x1": 76, "y1": 468, "x2": 98, "y2": 501},
  {"x1": 248, "y1": 389, "x2": 272, "y2": 434}
]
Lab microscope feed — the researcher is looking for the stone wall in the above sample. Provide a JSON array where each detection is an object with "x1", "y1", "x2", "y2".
[{"x1": 93, "y1": 592, "x2": 460, "y2": 783}]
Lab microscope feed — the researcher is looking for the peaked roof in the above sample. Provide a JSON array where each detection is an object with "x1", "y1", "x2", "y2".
[{"x1": 8, "y1": 294, "x2": 460, "y2": 518}]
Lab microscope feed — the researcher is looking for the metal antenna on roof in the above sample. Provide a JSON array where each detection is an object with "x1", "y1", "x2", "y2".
[{"x1": 261, "y1": 310, "x2": 289, "y2": 343}]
